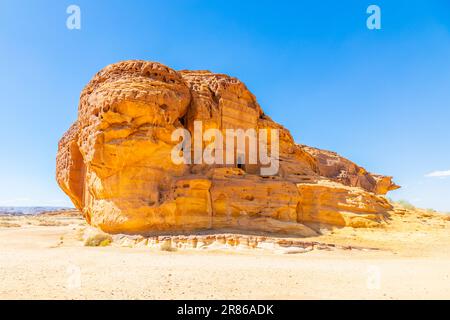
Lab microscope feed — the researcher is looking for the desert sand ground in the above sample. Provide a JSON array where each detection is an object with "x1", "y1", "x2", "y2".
[{"x1": 0, "y1": 206, "x2": 449, "y2": 300}]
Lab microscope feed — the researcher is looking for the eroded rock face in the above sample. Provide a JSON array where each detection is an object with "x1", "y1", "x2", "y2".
[
  {"x1": 301, "y1": 146, "x2": 400, "y2": 195},
  {"x1": 56, "y1": 60, "x2": 399, "y2": 235}
]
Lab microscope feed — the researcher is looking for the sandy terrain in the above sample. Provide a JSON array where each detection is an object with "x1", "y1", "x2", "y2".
[{"x1": 0, "y1": 207, "x2": 449, "y2": 300}]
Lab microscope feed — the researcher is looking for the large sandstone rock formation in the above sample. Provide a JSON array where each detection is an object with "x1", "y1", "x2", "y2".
[{"x1": 57, "y1": 60, "x2": 399, "y2": 235}]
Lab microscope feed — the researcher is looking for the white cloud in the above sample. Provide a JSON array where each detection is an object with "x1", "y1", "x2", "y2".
[{"x1": 425, "y1": 170, "x2": 450, "y2": 178}]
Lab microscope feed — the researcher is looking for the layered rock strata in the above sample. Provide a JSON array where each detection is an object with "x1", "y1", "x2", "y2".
[{"x1": 57, "y1": 60, "x2": 399, "y2": 235}]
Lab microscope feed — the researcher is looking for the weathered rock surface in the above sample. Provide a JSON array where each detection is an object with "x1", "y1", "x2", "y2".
[
  {"x1": 57, "y1": 60, "x2": 399, "y2": 235},
  {"x1": 297, "y1": 180, "x2": 392, "y2": 228},
  {"x1": 301, "y1": 146, "x2": 400, "y2": 195}
]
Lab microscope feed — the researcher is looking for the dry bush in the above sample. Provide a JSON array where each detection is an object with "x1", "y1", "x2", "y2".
[
  {"x1": 396, "y1": 200, "x2": 416, "y2": 211},
  {"x1": 0, "y1": 222, "x2": 21, "y2": 228},
  {"x1": 37, "y1": 220, "x2": 65, "y2": 227},
  {"x1": 84, "y1": 233, "x2": 112, "y2": 247}
]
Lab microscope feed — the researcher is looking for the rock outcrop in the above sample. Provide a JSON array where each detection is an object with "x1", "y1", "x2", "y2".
[
  {"x1": 301, "y1": 146, "x2": 399, "y2": 195},
  {"x1": 56, "y1": 60, "x2": 399, "y2": 235}
]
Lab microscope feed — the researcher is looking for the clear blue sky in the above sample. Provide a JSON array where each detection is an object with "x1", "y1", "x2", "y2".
[{"x1": 0, "y1": 0, "x2": 449, "y2": 211}]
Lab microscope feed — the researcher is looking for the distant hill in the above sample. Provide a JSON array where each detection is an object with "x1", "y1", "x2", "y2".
[{"x1": 0, "y1": 207, "x2": 74, "y2": 216}]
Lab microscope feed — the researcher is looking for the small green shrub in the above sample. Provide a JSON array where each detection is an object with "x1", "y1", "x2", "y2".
[
  {"x1": 99, "y1": 238, "x2": 112, "y2": 247},
  {"x1": 84, "y1": 233, "x2": 112, "y2": 247},
  {"x1": 396, "y1": 200, "x2": 416, "y2": 210}
]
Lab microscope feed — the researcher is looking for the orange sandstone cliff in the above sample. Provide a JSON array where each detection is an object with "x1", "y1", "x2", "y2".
[{"x1": 56, "y1": 60, "x2": 399, "y2": 235}]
